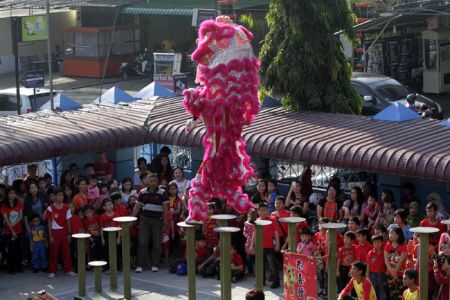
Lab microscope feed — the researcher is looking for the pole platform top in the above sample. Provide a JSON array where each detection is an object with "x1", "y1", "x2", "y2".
[
  {"x1": 88, "y1": 261, "x2": 108, "y2": 267},
  {"x1": 442, "y1": 219, "x2": 450, "y2": 225},
  {"x1": 72, "y1": 233, "x2": 91, "y2": 239},
  {"x1": 410, "y1": 226, "x2": 439, "y2": 234},
  {"x1": 113, "y1": 216, "x2": 137, "y2": 223},
  {"x1": 320, "y1": 223, "x2": 346, "y2": 229},
  {"x1": 177, "y1": 221, "x2": 196, "y2": 228},
  {"x1": 214, "y1": 226, "x2": 240, "y2": 233},
  {"x1": 279, "y1": 217, "x2": 306, "y2": 224},
  {"x1": 103, "y1": 227, "x2": 122, "y2": 232},
  {"x1": 254, "y1": 220, "x2": 272, "y2": 226},
  {"x1": 211, "y1": 214, "x2": 236, "y2": 221}
]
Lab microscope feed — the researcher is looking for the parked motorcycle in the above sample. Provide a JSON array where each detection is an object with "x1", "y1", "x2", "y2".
[{"x1": 119, "y1": 50, "x2": 153, "y2": 80}]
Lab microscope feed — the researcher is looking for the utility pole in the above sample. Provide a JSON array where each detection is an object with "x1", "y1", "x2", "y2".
[
  {"x1": 11, "y1": 17, "x2": 21, "y2": 115},
  {"x1": 45, "y1": 0, "x2": 54, "y2": 110}
]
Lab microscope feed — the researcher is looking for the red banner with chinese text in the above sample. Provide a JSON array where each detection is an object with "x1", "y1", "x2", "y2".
[{"x1": 283, "y1": 252, "x2": 318, "y2": 300}]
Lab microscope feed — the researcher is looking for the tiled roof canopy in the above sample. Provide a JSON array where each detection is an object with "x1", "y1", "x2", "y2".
[{"x1": 0, "y1": 97, "x2": 449, "y2": 182}]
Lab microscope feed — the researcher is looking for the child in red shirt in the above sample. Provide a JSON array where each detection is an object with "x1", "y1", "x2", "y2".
[
  {"x1": 111, "y1": 192, "x2": 128, "y2": 217},
  {"x1": 83, "y1": 205, "x2": 102, "y2": 262},
  {"x1": 230, "y1": 244, "x2": 245, "y2": 283},
  {"x1": 100, "y1": 198, "x2": 121, "y2": 268},
  {"x1": 45, "y1": 189, "x2": 75, "y2": 278},
  {"x1": 203, "y1": 203, "x2": 218, "y2": 250},
  {"x1": 1, "y1": 188, "x2": 24, "y2": 274},
  {"x1": 366, "y1": 235, "x2": 387, "y2": 300},
  {"x1": 337, "y1": 231, "x2": 356, "y2": 292},
  {"x1": 355, "y1": 229, "x2": 373, "y2": 263},
  {"x1": 255, "y1": 202, "x2": 280, "y2": 289}
]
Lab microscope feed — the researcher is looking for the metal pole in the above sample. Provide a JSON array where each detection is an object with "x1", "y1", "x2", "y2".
[
  {"x1": 186, "y1": 226, "x2": 196, "y2": 300},
  {"x1": 418, "y1": 233, "x2": 429, "y2": 300},
  {"x1": 410, "y1": 227, "x2": 439, "y2": 300},
  {"x1": 94, "y1": 265, "x2": 102, "y2": 293},
  {"x1": 254, "y1": 219, "x2": 271, "y2": 291},
  {"x1": 215, "y1": 227, "x2": 240, "y2": 300},
  {"x1": 320, "y1": 223, "x2": 345, "y2": 300},
  {"x1": 288, "y1": 223, "x2": 297, "y2": 253},
  {"x1": 11, "y1": 17, "x2": 21, "y2": 115},
  {"x1": 45, "y1": 0, "x2": 54, "y2": 110},
  {"x1": 122, "y1": 222, "x2": 131, "y2": 299},
  {"x1": 327, "y1": 228, "x2": 338, "y2": 300},
  {"x1": 114, "y1": 216, "x2": 137, "y2": 300},
  {"x1": 222, "y1": 232, "x2": 231, "y2": 300},
  {"x1": 77, "y1": 238, "x2": 86, "y2": 297},
  {"x1": 108, "y1": 231, "x2": 118, "y2": 289},
  {"x1": 255, "y1": 224, "x2": 263, "y2": 290},
  {"x1": 73, "y1": 233, "x2": 90, "y2": 298}
]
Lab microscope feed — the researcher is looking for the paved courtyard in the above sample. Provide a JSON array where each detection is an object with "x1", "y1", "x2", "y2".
[{"x1": 0, "y1": 268, "x2": 284, "y2": 299}]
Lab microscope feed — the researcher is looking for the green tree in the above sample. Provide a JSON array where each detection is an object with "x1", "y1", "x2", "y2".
[{"x1": 259, "y1": 0, "x2": 361, "y2": 114}]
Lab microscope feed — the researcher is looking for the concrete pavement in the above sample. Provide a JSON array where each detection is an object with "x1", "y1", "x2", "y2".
[{"x1": 0, "y1": 268, "x2": 283, "y2": 299}]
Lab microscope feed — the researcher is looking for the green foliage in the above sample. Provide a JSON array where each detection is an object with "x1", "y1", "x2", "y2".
[
  {"x1": 238, "y1": 14, "x2": 255, "y2": 29},
  {"x1": 259, "y1": 0, "x2": 361, "y2": 114}
]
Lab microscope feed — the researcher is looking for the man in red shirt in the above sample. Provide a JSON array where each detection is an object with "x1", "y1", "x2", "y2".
[
  {"x1": 94, "y1": 152, "x2": 115, "y2": 181},
  {"x1": 355, "y1": 229, "x2": 373, "y2": 263},
  {"x1": 255, "y1": 202, "x2": 280, "y2": 289},
  {"x1": 420, "y1": 202, "x2": 446, "y2": 246},
  {"x1": 44, "y1": 189, "x2": 75, "y2": 278},
  {"x1": 366, "y1": 235, "x2": 387, "y2": 299}
]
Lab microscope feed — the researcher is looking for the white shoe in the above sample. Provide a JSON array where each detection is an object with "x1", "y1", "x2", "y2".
[
  {"x1": 66, "y1": 271, "x2": 77, "y2": 276},
  {"x1": 48, "y1": 273, "x2": 56, "y2": 279},
  {"x1": 151, "y1": 266, "x2": 159, "y2": 272},
  {"x1": 135, "y1": 267, "x2": 143, "y2": 273}
]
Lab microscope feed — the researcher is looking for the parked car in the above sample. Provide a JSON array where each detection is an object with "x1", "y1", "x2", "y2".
[
  {"x1": 0, "y1": 87, "x2": 53, "y2": 116},
  {"x1": 351, "y1": 72, "x2": 444, "y2": 119}
]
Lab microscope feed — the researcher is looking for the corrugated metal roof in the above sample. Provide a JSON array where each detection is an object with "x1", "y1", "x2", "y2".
[
  {"x1": 146, "y1": 98, "x2": 450, "y2": 182},
  {"x1": 0, "y1": 0, "x2": 140, "y2": 9},
  {"x1": 0, "y1": 97, "x2": 449, "y2": 182},
  {"x1": 121, "y1": 7, "x2": 193, "y2": 16}
]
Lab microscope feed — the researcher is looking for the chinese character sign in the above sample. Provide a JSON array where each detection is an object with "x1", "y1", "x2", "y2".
[{"x1": 283, "y1": 252, "x2": 317, "y2": 300}]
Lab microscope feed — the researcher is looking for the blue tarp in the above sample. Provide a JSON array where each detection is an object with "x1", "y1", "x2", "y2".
[
  {"x1": 261, "y1": 95, "x2": 282, "y2": 108},
  {"x1": 93, "y1": 86, "x2": 136, "y2": 104},
  {"x1": 135, "y1": 82, "x2": 175, "y2": 99},
  {"x1": 440, "y1": 118, "x2": 450, "y2": 126},
  {"x1": 39, "y1": 93, "x2": 81, "y2": 111},
  {"x1": 372, "y1": 102, "x2": 421, "y2": 122}
]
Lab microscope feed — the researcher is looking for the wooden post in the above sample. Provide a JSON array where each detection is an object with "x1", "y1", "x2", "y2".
[
  {"x1": 114, "y1": 216, "x2": 137, "y2": 299},
  {"x1": 321, "y1": 223, "x2": 346, "y2": 300},
  {"x1": 215, "y1": 227, "x2": 240, "y2": 300},
  {"x1": 103, "y1": 227, "x2": 122, "y2": 289},
  {"x1": 253, "y1": 220, "x2": 272, "y2": 290},
  {"x1": 410, "y1": 227, "x2": 438, "y2": 300},
  {"x1": 88, "y1": 261, "x2": 107, "y2": 293},
  {"x1": 178, "y1": 222, "x2": 198, "y2": 300},
  {"x1": 72, "y1": 233, "x2": 91, "y2": 297},
  {"x1": 279, "y1": 217, "x2": 306, "y2": 253}
]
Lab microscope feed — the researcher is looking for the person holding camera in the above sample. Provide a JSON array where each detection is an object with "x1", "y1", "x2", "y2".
[{"x1": 434, "y1": 254, "x2": 450, "y2": 300}]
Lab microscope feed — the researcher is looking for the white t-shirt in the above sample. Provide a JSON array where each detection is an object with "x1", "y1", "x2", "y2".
[{"x1": 169, "y1": 179, "x2": 190, "y2": 198}]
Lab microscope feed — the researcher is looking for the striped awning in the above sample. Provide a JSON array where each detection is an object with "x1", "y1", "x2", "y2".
[{"x1": 121, "y1": 7, "x2": 194, "y2": 16}]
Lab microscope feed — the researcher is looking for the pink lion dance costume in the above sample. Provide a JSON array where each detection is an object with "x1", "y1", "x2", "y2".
[{"x1": 182, "y1": 16, "x2": 260, "y2": 223}]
